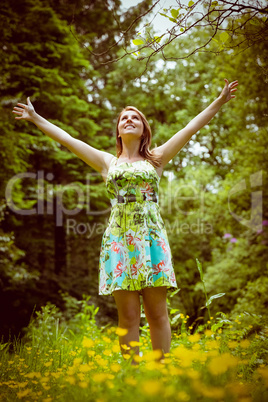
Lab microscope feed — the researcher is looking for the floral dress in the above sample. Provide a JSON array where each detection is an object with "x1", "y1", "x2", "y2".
[{"x1": 99, "y1": 156, "x2": 178, "y2": 295}]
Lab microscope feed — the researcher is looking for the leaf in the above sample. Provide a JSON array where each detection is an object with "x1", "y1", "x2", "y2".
[
  {"x1": 196, "y1": 258, "x2": 203, "y2": 281},
  {"x1": 132, "y1": 39, "x2": 144, "y2": 46},
  {"x1": 188, "y1": 1, "x2": 194, "y2": 6},
  {"x1": 160, "y1": 12, "x2": 169, "y2": 19},
  {"x1": 220, "y1": 32, "x2": 229, "y2": 43},
  {"x1": 171, "y1": 313, "x2": 181, "y2": 325},
  {"x1": 154, "y1": 36, "x2": 161, "y2": 43},
  {"x1": 250, "y1": 19, "x2": 260, "y2": 26},
  {"x1": 206, "y1": 293, "x2": 226, "y2": 307},
  {"x1": 171, "y1": 9, "x2": 180, "y2": 19},
  {"x1": 168, "y1": 288, "x2": 180, "y2": 298},
  {"x1": 169, "y1": 17, "x2": 177, "y2": 23},
  {"x1": 170, "y1": 308, "x2": 180, "y2": 314},
  {"x1": 130, "y1": 256, "x2": 136, "y2": 264},
  {"x1": 211, "y1": 1, "x2": 218, "y2": 6},
  {"x1": 211, "y1": 322, "x2": 224, "y2": 332}
]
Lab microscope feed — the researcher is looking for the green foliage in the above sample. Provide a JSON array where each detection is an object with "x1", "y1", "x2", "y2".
[
  {"x1": 0, "y1": 298, "x2": 268, "y2": 401},
  {"x1": 0, "y1": 0, "x2": 267, "y2": 343},
  {"x1": 196, "y1": 259, "x2": 225, "y2": 322}
]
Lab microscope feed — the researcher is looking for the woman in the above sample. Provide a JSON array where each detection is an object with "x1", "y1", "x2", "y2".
[{"x1": 13, "y1": 78, "x2": 238, "y2": 362}]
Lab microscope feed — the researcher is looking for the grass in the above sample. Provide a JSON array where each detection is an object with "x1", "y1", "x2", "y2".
[{"x1": 0, "y1": 293, "x2": 268, "y2": 402}]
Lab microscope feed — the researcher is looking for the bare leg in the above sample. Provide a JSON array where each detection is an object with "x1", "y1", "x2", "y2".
[
  {"x1": 142, "y1": 286, "x2": 171, "y2": 356},
  {"x1": 113, "y1": 290, "x2": 141, "y2": 363}
]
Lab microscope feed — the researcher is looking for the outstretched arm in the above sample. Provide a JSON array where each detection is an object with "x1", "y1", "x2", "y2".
[
  {"x1": 12, "y1": 97, "x2": 113, "y2": 176},
  {"x1": 155, "y1": 79, "x2": 238, "y2": 167}
]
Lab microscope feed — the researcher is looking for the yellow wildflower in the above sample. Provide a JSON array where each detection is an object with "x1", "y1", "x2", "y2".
[
  {"x1": 186, "y1": 368, "x2": 200, "y2": 379},
  {"x1": 188, "y1": 333, "x2": 201, "y2": 343},
  {"x1": 110, "y1": 363, "x2": 121, "y2": 373},
  {"x1": 92, "y1": 373, "x2": 109, "y2": 383},
  {"x1": 169, "y1": 366, "x2": 183, "y2": 376},
  {"x1": 25, "y1": 372, "x2": 41, "y2": 379},
  {"x1": 142, "y1": 380, "x2": 162, "y2": 395},
  {"x1": 125, "y1": 377, "x2": 137, "y2": 386},
  {"x1": 79, "y1": 381, "x2": 89, "y2": 389},
  {"x1": 82, "y1": 337, "x2": 95, "y2": 348},
  {"x1": 133, "y1": 354, "x2": 143, "y2": 363},
  {"x1": 115, "y1": 327, "x2": 128, "y2": 336},
  {"x1": 81, "y1": 364, "x2": 93, "y2": 373},
  {"x1": 228, "y1": 340, "x2": 239, "y2": 349},
  {"x1": 96, "y1": 358, "x2": 108, "y2": 366},
  {"x1": 17, "y1": 389, "x2": 31, "y2": 399},
  {"x1": 121, "y1": 344, "x2": 131, "y2": 350},
  {"x1": 112, "y1": 344, "x2": 121, "y2": 353},
  {"x1": 66, "y1": 376, "x2": 76, "y2": 385},
  {"x1": 122, "y1": 354, "x2": 131, "y2": 360},
  {"x1": 208, "y1": 353, "x2": 238, "y2": 375},
  {"x1": 102, "y1": 336, "x2": 111, "y2": 343},
  {"x1": 66, "y1": 367, "x2": 75, "y2": 376},
  {"x1": 240, "y1": 339, "x2": 250, "y2": 349},
  {"x1": 129, "y1": 341, "x2": 142, "y2": 347},
  {"x1": 18, "y1": 382, "x2": 28, "y2": 388},
  {"x1": 257, "y1": 367, "x2": 268, "y2": 380},
  {"x1": 204, "y1": 329, "x2": 213, "y2": 337},
  {"x1": 103, "y1": 349, "x2": 112, "y2": 356},
  {"x1": 143, "y1": 349, "x2": 163, "y2": 361},
  {"x1": 73, "y1": 357, "x2": 82, "y2": 366},
  {"x1": 51, "y1": 372, "x2": 61, "y2": 379}
]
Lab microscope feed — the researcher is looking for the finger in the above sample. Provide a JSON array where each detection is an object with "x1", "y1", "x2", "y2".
[
  {"x1": 27, "y1": 97, "x2": 31, "y2": 105},
  {"x1": 230, "y1": 81, "x2": 238, "y2": 87},
  {"x1": 13, "y1": 107, "x2": 23, "y2": 111},
  {"x1": 17, "y1": 103, "x2": 27, "y2": 108},
  {"x1": 224, "y1": 78, "x2": 229, "y2": 86}
]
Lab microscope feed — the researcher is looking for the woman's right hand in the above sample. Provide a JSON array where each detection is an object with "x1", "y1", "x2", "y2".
[{"x1": 12, "y1": 97, "x2": 36, "y2": 121}]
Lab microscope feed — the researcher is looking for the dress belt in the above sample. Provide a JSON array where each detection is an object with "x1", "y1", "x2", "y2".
[{"x1": 116, "y1": 193, "x2": 157, "y2": 204}]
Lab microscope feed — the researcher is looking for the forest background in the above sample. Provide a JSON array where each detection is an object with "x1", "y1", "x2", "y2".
[{"x1": 0, "y1": 0, "x2": 267, "y2": 342}]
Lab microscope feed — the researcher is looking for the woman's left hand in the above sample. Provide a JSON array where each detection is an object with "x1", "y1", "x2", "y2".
[{"x1": 219, "y1": 79, "x2": 238, "y2": 104}]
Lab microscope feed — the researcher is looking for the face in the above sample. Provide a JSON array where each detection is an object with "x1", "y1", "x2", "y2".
[{"x1": 118, "y1": 110, "x2": 144, "y2": 138}]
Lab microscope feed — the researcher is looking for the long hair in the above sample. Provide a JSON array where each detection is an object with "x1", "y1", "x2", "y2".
[{"x1": 115, "y1": 106, "x2": 162, "y2": 168}]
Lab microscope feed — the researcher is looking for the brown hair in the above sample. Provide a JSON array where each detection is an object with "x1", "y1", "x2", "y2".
[{"x1": 116, "y1": 106, "x2": 162, "y2": 168}]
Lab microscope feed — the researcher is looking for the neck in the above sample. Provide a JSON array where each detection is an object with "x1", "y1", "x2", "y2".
[{"x1": 120, "y1": 137, "x2": 141, "y2": 159}]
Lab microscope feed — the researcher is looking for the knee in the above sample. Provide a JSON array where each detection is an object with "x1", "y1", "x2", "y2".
[
  {"x1": 118, "y1": 307, "x2": 140, "y2": 327},
  {"x1": 145, "y1": 309, "x2": 169, "y2": 326}
]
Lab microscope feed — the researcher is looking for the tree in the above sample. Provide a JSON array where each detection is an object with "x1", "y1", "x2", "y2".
[{"x1": 85, "y1": 0, "x2": 268, "y2": 72}]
